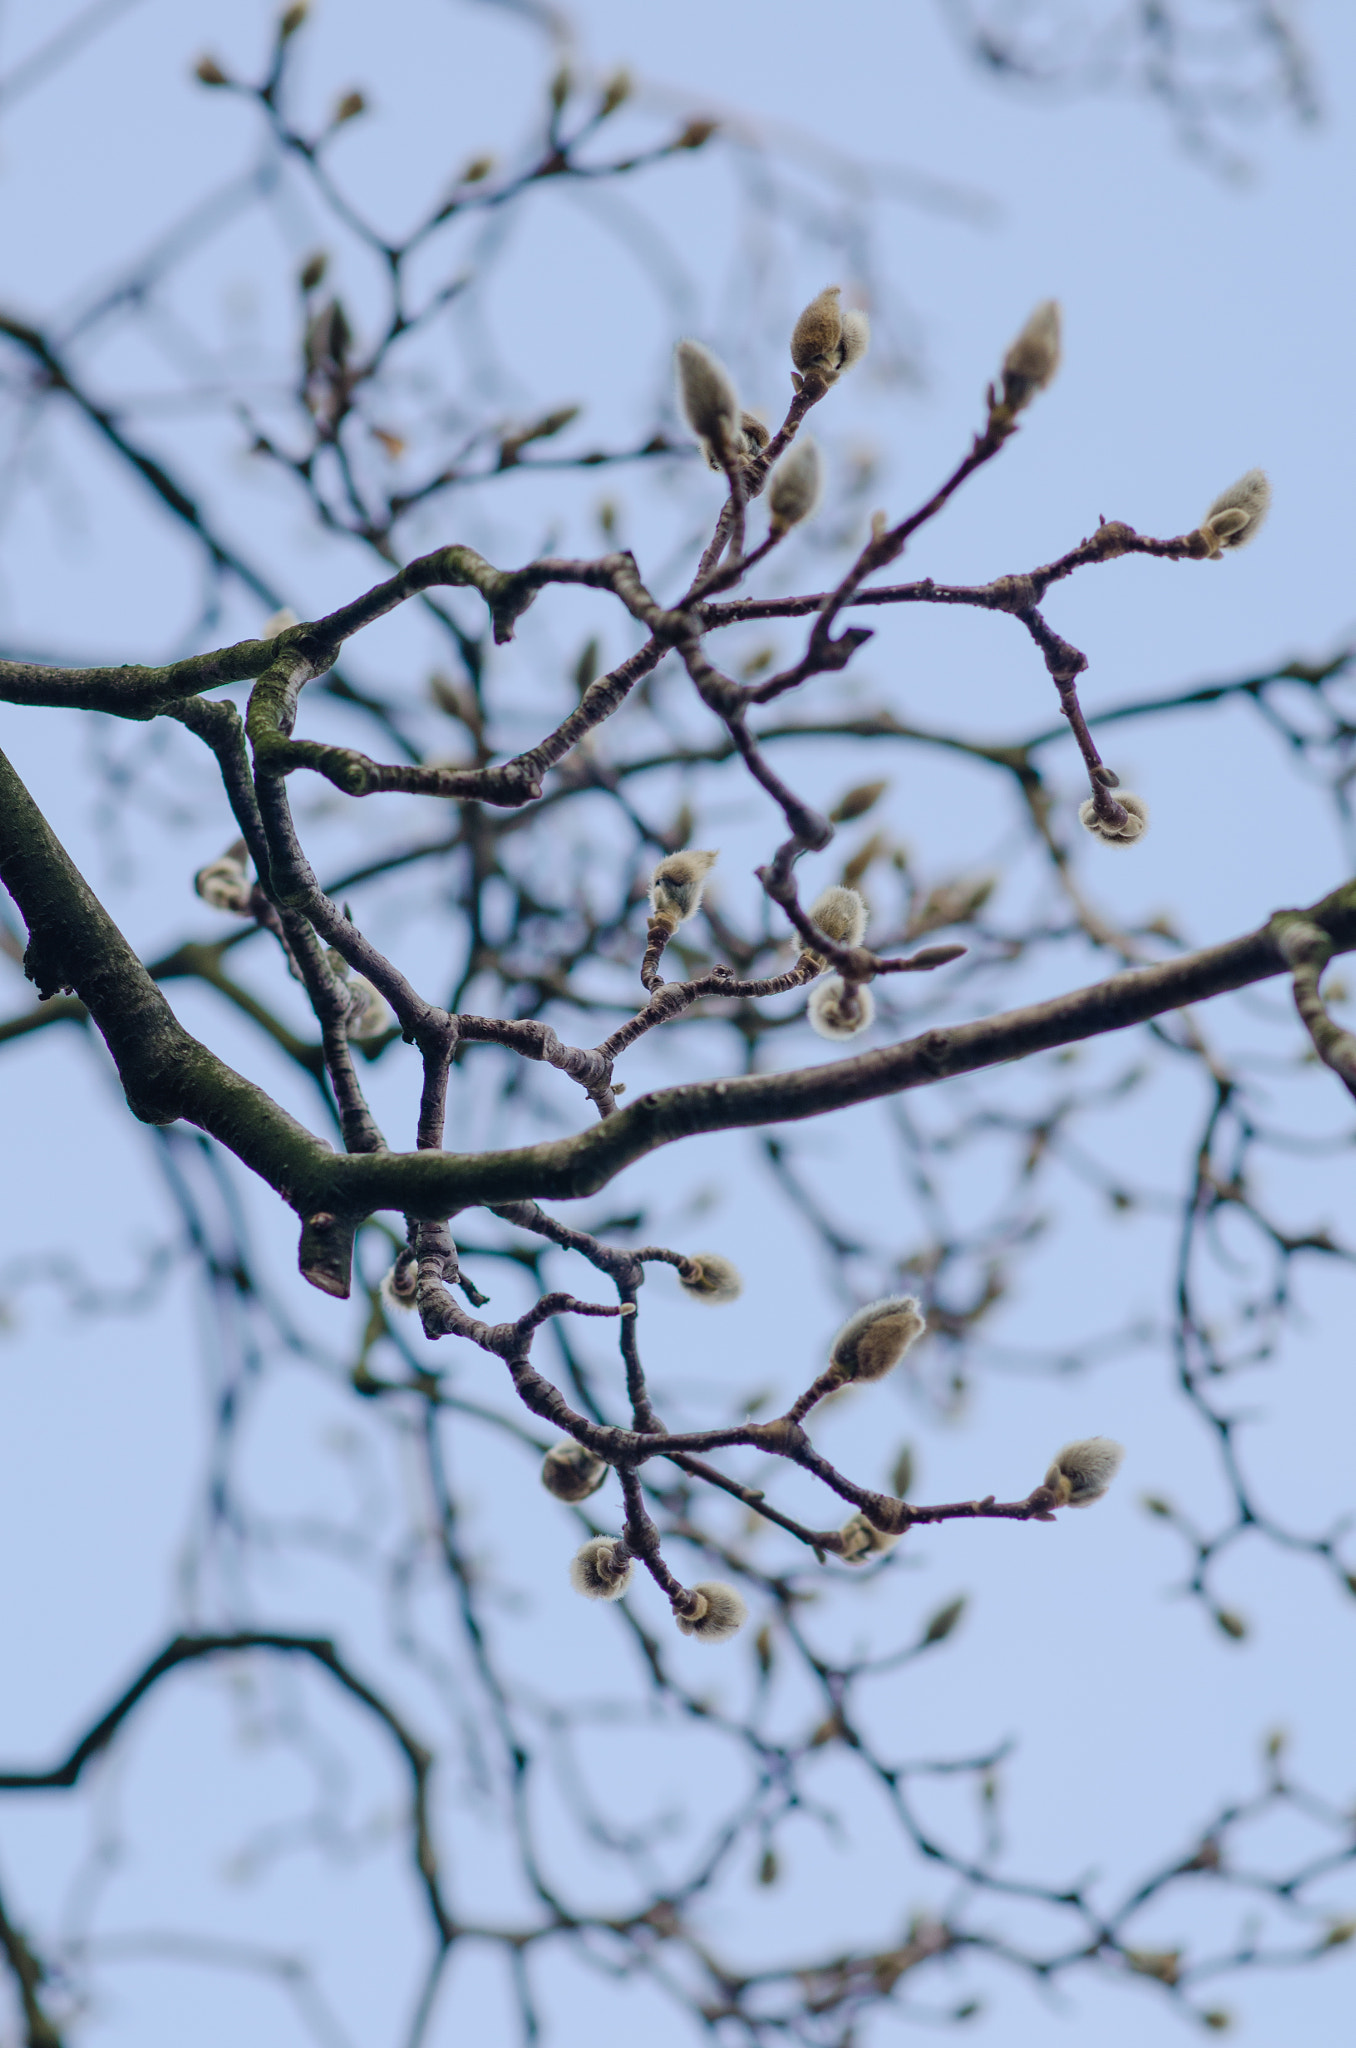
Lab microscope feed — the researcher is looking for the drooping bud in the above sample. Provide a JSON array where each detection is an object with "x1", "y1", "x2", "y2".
[
  {"x1": 1078, "y1": 793, "x2": 1148, "y2": 847},
  {"x1": 650, "y1": 848, "x2": 717, "y2": 927},
  {"x1": 380, "y1": 1251, "x2": 418, "y2": 1313},
  {"x1": 807, "y1": 976, "x2": 874, "y2": 1040},
  {"x1": 541, "y1": 1440, "x2": 608, "y2": 1502},
  {"x1": 838, "y1": 1511, "x2": 899, "y2": 1564},
  {"x1": 675, "y1": 340, "x2": 741, "y2": 466},
  {"x1": 1199, "y1": 469, "x2": 1270, "y2": 556},
  {"x1": 768, "y1": 436, "x2": 823, "y2": 535},
  {"x1": 1043, "y1": 1436, "x2": 1125, "y2": 1507},
  {"x1": 830, "y1": 1296, "x2": 926, "y2": 1383},
  {"x1": 195, "y1": 845, "x2": 252, "y2": 914},
  {"x1": 347, "y1": 975, "x2": 393, "y2": 1042},
  {"x1": 1000, "y1": 300, "x2": 1061, "y2": 413},
  {"x1": 678, "y1": 1252, "x2": 743, "y2": 1305},
  {"x1": 675, "y1": 1581, "x2": 748, "y2": 1642},
  {"x1": 569, "y1": 1536, "x2": 633, "y2": 1600}
]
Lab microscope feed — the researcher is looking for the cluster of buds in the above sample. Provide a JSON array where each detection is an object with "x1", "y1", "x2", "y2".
[{"x1": 790, "y1": 286, "x2": 870, "y2": 386}]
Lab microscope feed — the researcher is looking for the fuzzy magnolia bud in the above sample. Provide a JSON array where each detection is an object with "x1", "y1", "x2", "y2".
[
  {"x1": 699, "y1": 410, "x2": 769, "y2": 473},
  {"x1": 650, "y1": 848, "x2": 717, "y2": 926},
  {"x1": 1044, "y1": 1436, "x2": 1125, "y2": 1507},
  {"x1": 1078, "y1": 792, "x2": 1148, "y2": 847},
  {"x1": 839, "y1": 1511, "x2": 899, "y2": 1564},
  {"x1": 346, "y1": 975, "x2": 393, "y2": 1042},
  {"x1": 678, "y1": 1252, "x2": 743, "y2": 1305},
  {"x1": 675, "y1": 1580, "x2": 748, "y2": 1641},
  {"x1": 195, "y1": 848, "x2": 252, "y2": 913},
  {"x1": 803, "y1": 884, "x2": 868, "y2": 958},
  {"x1": 675, "y1": 340, "x2": 741, "y2": 464},
  {"x1": 830, "y1": 1296, "x2": 926, "y2": 1383},
  {"x1": 1000, "y1": 300, "x2": 1061, "y2": 412},
  {"x1": 1200, "y1": 469, "x2": 1270, "y2": 556},
  {"x1": 767, "y1": 436, "x2": 823, "y2": 535},
  {"x1": 808, "y1": 976, "x2": 874, "y2": 1040},
  {"x1": 569, "y1": 1536, "x2": 633, "y2": 1601},
  {"x1": 790, "y1": 287, "x2": 870, "y2": 383},
  {"x1": 541, "y1": 1440, "x2": 608, "y2": 1502},
  {"x1": 262, "y1": 606, "x2": 299, "y2": 637},
  {"x1": 380, "y1": 1252, "x2": 418, "y2": 1313}
]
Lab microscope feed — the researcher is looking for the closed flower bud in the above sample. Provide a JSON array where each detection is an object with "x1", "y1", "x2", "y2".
[
  {"x1": 1000, "y1": 300, "x2": 1061, "y2": 412},
  {"x1": 768, "y1": 436, "x2": 823, "y2": 534},
  {"x1": 569, "y1": 1536, "x2": 633, "y2": 1600},
  {"x1": 298, "y1": 251, "x2": 327, "y2": 293},
  {"x1": 1126, "y1": 1949, "x2": 1181, "y2": 1986},
  {"x1": 1078, "y1": 792, "x2": 1148, "y2": 846},
  {"x1": 1200, "y1": 468, "x2": 1270, "y2": 555},
  {"x1": 347, "y1": 975, "x2": 393, "y2": 1041},
  {"x1": 1043, "y1": 1436, "x2": 1125, "y2": 1507},
  {"x1": 380, "y1": 1252, "x2": 418, "y2": 1312},
  {"x1": 678, "y1": 1252, "x2": 743, "y2": 1305},
  {"x1": 830, "y1": 1296, "x2": 926, "y2": 1382},
  {"x1": 195, "y1": 55, "x2": 229, "y2": 86},
  {"x1": 280, "y1": 3, "x2": 310, "y2": 37},
  {"x1": 675, "y1": 1580, "x2": 747, "y2": 1641},
  {"x1": 830, "y1": 779, "x2": 888, "y2": 824},
  {"x1": 195, "y1": 850, "x2": 252, "y2": 913},
  {"x1": 839, "y1": 1510, "x2": 899, "y2": 1564},
  {"x1": 803, "y1": 884, "x2": 868, "y2": 957},
  {"x1": 808, "y1": 976, "x2": 874, "y2": 1040},
  {"x1": 675, "y1": 340, "x2": 741, "y2": 464},
  {"x1": 790, "y1": 287, "x2": 868, "y2": 383},
  {"x1": 541, "y1": 1439, "x2": 608, "y2": 1502},
  {"x1": 262, "y1": 606, "x2": 299, "y2": 637},
  {"x1": 650, "y1": 848, "x2": 717, "y2": 924},
  {"x1": 333, "y1": 90, "x2": 367, "y2": 126}
]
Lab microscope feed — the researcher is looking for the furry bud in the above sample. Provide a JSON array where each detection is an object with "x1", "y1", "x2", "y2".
[
  {"x1": 195, "y1": 850, "x2": 252, "y2": 913},
  {"x1": 1078, "y1": 792, "x2": 1148, "y2": 847},
  {"x1": 541, "y1": 1440, "x2": 608, "y2": 1502},
  {"x1": 1200, "y1": 469, "x2": 1270, "y2": 555},
  {"x1": 280, "y1": 4, "x2": 310, "y2": 37},
  {"x1": 650, "y1": 848, "x2": 717, "y2": 924},
  {"x1": 678, "y1": 1252, "x2": 743, "y2": 1305},
  {"x1": 790, "y1": 287, "x2": 869, "y2": 383},
  {"x1": 803, "y1": 884, "x2": 868, "y2": 959},
  {"x1": 830, "y1": 1296, "x2": 926, "y2": 1382},
  {"x1": 839, "y1": 1511, "x2": 899, "y2": 1564},
  {"x1": 700, "y1": 410, "x2": 770, "y2": 472},
  {"x1": 808, "y1": 977, "x2": 874, "y2": 1040},
  {"x1": 675, "y1": 1580, "x2": 748, "y2": 1641},
  {"x1": 569, "y1": 1536, "x2": 633, "y2": 1601},
  {"x1": 380, "y1": 1252, "x2": 418, "y2": 1313},
  {"x1": 1043, "y1": 1436, "x2": 1125, "y2": 1507},
  {"x1": 262, "y1": 606, "x2": 299, "y2": 637},
  {"x1": 768, "y1": 436, "x2": 823, "y2": 534},
  {"x1": 347, "y1": 975, "x2": 393, "y2": 1041},
  {"x1": 1000, "y1": 300, "x2": 1061, "y2": 412},
  {"x1": 675, "y1": 340, "x2": 741, "y2": 464}
]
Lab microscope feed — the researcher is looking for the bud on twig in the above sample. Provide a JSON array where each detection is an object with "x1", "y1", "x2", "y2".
[
  {"x1": 279, "y1": 3, "x2": 310, "y2": 38},
  {"x1": 999, "y1": 300, "x2": 1061, "y2": 413},
  {"x1": 541, "y1": 1440, "x2": 608, "y2": 1502},
  {"x1": 830, "y1": 1296, "x2": 926, "y2": 1383},
  {"x1": 298, "y1": 251, "x2": 328, "y2": 294},
  {"x1": 678, "y1": 1252, "x2": 743, "y2": 1305},
  {"x1": 1043, "y1": 1436, "x2": 1125, "y2": 1507},
  {"x1": 195, "y1": 55, "x2": 229, "y2": 86},
  {"x1": 802, "y1": 884, "x2": 868, "y2": 961},
  {"x1": 674, "y1": 1580, "x2": 748, "y2": 1641},
  {"x1": 380, "y1": 1252, "x2": 418, "y2": 1313},
  {"x1": 333, "y1": 91, "x2": 367, "y2": 127},
  {"x1": 920, "y1": 1595, "x2": 966, "y2": 1645},
  {"x1": 767, "y1": 436, "x2": 823, "y2": 535},
  {"x1": 195, "y1": 845, "x2": 252, "y2": 913},
  {"x1": 347, "y1": 975, "x2": 393, "y2": 1042},
  {"x1": 839, "y1": 1510, "x2": 898, "y2": 1564},
  {"x1": 1078, "y1": 792, "x2": 1148, "y2": 847},
  {"x1": 650, "y1": 848, "x2": 717, "y2": 927},
  {"x1": 569, "y1": 1536, "x2": 632, "y2": 1600},
  {"x1": 790, "y1": 286, "x2": 870, "y2": 384},
  {"x1": 831, "y1": 780, "x2": 889, "y2": 824},
  {"x1": 675, "y1": 341, "x2": 743, "y2": 467},
  {"x1": 1199, "y1": 469, "x2": 1270, "y2": 556}
]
